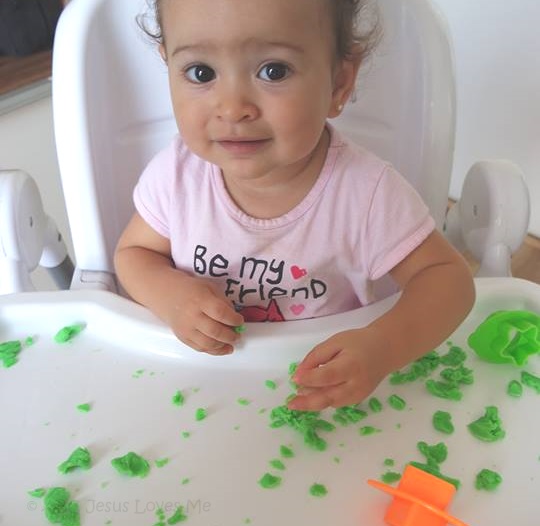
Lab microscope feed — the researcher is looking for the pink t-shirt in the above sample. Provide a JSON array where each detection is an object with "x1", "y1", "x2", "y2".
[{"x1": 134, "y1": 125, "x2": 435, "y2": 322}]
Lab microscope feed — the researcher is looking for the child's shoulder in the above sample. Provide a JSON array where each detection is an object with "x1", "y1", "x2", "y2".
[{"x1": 327, "y1": 124, "x2": 394, "y2": 186}]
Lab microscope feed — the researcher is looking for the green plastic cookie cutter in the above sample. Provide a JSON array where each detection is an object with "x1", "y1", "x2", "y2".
[{"x1": 468, "y1": 310, "x2": 540, "y2": 366}]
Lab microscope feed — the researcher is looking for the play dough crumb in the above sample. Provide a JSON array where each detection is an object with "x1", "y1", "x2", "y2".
[
  {"x1": 475, "y1": 469, "x2": 502, "y2": 491},
  {"x1": 388, "y1": 394, "x2": 407, "y2": 411},
  {"x1": 390, "y1": 351, "x2": 440, "y2": 384},
  {"x1": 258, "y1": 473, "x2": 282, "y2": 489},
  {"x1": 54, "y1": 324, "x2": 85, "y2": 343},
  {"x1": 368, "y1": 397, "x2": 383, "y2": 413},
  {"x1": 265, "y1": 380, "x2": 277, "y2": 390},
  {"x1": 44, "y1": 487, "x2": 80, "y2": 526},
  {"x1": 58, "y1": 447, "x2": 92, "y2": 474},
  {"x1": 76, "y1": 403, "x2": 91, "y2": 413},
  {"x1": 332, "y1": 404, "x2": 368, "y2": 425},
  {"x1": 359, "y1": 426, "x2": 381, "y2": 436},
  {"x1": 237, "y1": 398, "x2": 251, "y2": 406},
  {"x1": 309, "y1": 483, "x2": 328, "y2": 497},
  {"x1": 195, "y1": 408, "x2": 207, "y2": 421},
  {"x1": 234, "y1": 325, "x2": 246, "y2": 334},
  {"x1": 381, "y1": 471, "x2": 401, "y2": 484},
  {"x1": 425, "y1": 379, "x2": 463, "y2": 401},
  {"x1": 28, "y1": 488, "x2": 47, "y2": 498},
  {"x1": 468, "y1": 406, "x2": 506, "y2": 442},
  {"x1": 439, "y1": 346, "x2": 467, "y2": 366},
  {"x1": 155, "y1": 458, "x2": 169, "y2": 468},
  {"x1": 507, "y1": 380, "x2": 523, "y2": 398},
  {"x1": 172, "y1": 390, "x2": 185, "y2": 406},
  {"x1": 280, "y1": 445, "x2": 294, "y2": 458},
  {"x1": 165, "y1": 506, "x2": 188, "y2": 524},
  {"x1": 181, "y1": 431, "x2": 191, "y2": 439},
  {"x1": 111, "y1": 452, "x2": 150, "y2": 478},
  {"x1": 269, "y1": 459, "x2": 286, "y2": 471},
  {"x1": 432, "y1": 410, "x2": 454, "y2": 434},
  {"x1": 521, "y1": 371, "x2": 540, "y2": 393},
  {"x1": 384, "y1": 458, "x2": 395, "y2": 467},
  {"x1": 0, "y1": 340, "x2": 22, "y2": 368}
]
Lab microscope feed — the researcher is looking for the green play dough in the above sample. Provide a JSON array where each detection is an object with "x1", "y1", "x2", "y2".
[
  {"x1": 58, "y1": 447, "x2": 92, "y2": 474},
  {"x1": 439, "y1": 346, "x2": 467, "y2": 366},
  {"x1": 359, "y1": 426, "x2": 381, "y2": 436},
  {"x1": 468, "y1": 406, "x2": 506, "y2": 442},
  {"x1": 0, "y1": 340, "x2": 22, "y2": 368},
  {"x1": 425, "y1": 379, "x2": 462, "y2": 401},
  {"x1": 166, "y1": 506, "x2": 188, "y2": 523},
  {"x1": 54, "y1": 324, "x2": 85, "y2": 343},
  {"x1": 332, "y1": 404, "x2": 367, "y2": 425},
  {"x1": 507, "y1": 380, "x2": 523, "y2": 398},
  {"x1": 468, "y1": 310, "x2": 540, "y2": 366},
  {"x1": 280, "y1": 445, "x2": 294, "y2": 458},
  {"x1": 258, "y1": 473, "x2": 282, "y2": 489},
  {"x1": 269, "y1": 459, "x2": 286, "y2": 471},
  {"x1": 195, "y1": 407, "x2": 207, "y2": 421},
  {"x1": 475, "y1": 468, "x2": 502, "y2": 491},
  {"x1": 44, "y1": 487, "x2": 80, "y2": 526},
  {"x1": 368, "y1": 397, "x2": 383, "y2": 413},
  {"x1": 390, "y1": 351, "x2": 440, "y2": 384},
  {"x1": 388, "y1": 394, "x2": 407, "y2": 410},
  {"x1": 521, "y1": 370, "x2": 540, "y2": 393},
  {"x1": 111, "y1": 452, "x2": 150, "y2": 478},
  {"x1": 270, "y1": 405, "x2": 334, "y2": 451},
  {"x1": 172, "y1": 390, "x2": 185, "y2": 406},
  {"x1": 309, "y1": 483, "x2": 328, "y2": 497},
  {"x1": 381, "y1": 471, "x2": 401, "y2": 484},
  {"x1": 432, "y1": 411, "x2": 454, "y2": 434}
]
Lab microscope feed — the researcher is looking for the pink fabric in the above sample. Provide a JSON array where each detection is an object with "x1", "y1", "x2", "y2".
[{"x1": 134, "y1": 125, "x2": 435, "y2": 322}]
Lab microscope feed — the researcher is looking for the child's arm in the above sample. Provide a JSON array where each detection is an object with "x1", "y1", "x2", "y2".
[
  {"x1": 288, "y1": 230, "x2": 475, "y2": 410},
  {"x1": 114, "y1": 212, "x2": 244, "y2": 354}
]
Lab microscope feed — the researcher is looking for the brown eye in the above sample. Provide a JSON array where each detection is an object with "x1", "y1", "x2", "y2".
[
  {"x1": 185, "y1": 64, "x2": 215, "y2": 83},
  {"x1": 258, "y1": 62, "x2": 290, "y2": 81}
]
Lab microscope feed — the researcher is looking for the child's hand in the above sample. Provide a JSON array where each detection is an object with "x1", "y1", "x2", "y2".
[
  {"x1": 164, "y1": 275, "x2": 244, "y2": 356},
  {"x1": 287, "y1": 328, "x2": 389, "y2": 411}
]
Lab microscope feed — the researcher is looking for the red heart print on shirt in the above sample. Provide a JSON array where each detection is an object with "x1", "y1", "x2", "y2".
[
  {"x1": 290, "y1": 304, "x2": 305, "y2": 316},
  {"x1": 290, "y1": 265, "x2": 307, "y2": 280}
]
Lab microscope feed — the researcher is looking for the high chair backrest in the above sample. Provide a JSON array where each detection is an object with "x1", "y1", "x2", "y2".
[{"x1": 52, "y1": 0, "x2": 455, "y2": 286}]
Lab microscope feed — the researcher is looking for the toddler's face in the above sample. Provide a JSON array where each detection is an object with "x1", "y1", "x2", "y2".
[{"x1": 160, "y1": 0, "x2": 356, "y2": 184}]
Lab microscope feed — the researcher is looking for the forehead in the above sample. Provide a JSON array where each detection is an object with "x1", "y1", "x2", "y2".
[{"x1": 160, "y1": 0, "x2": 332, "y2": 53}]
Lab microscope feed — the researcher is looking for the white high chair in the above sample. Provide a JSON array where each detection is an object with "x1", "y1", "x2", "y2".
[{"x1": 0, "y1": 0, "x2": 530, "y2": 294}]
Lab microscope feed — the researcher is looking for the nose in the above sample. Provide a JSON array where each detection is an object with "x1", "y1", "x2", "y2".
[{"x1": 215, "y1": 81, "x2": 259, "y2": 122}]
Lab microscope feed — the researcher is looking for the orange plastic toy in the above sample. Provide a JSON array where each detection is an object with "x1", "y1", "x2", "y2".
[{"x1": 368, "y1": 465, "x2": 469, "y2": 526}]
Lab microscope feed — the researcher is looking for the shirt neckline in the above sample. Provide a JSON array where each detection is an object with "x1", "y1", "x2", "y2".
[{"x1": 211, "y1": 124, "x2": 342, "y2": 230}]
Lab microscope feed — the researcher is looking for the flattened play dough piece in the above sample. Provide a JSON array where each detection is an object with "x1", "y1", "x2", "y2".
[
  {"x1": 432, "y1": 411, "x2": 454, "y2": 434},
  {"x1": 425, "y1": 379, "x2": 462, "y2": 401},
  {"x1": 475, "y1": 468, "x2": 502, "y2": 491},
  {"x1": 507, "y1": 380, "x2": 523, "y2": 398},
  {"x1": 111, "y1": 452, "x2": 150, "y2": 478},
  {"x1": 0, "y1": 340, "x2": 22, "y2": 368},
  {"x1": 258, "y1": 473, "x2": 282, "y2": 489},
  {"x1": 54, "y1": 324, "x2": 85, "y2": 343},
  {"x1": 521, "y1": 370, "x2": 540, "y2": 393},
  {"x1": 388, "y1": 394, "x2": 407, "y2": 411},
  {"x1": 44, "y1": 487, "x2": 80, "y2": 526},
  {"x1": 58, "y1": 447, "x2": 92, "y2": 474},
  {"x1": 309, "y1": 483, "x2": 328, "y2": 497},
  {"x1": 467, "y1": 406, "x2": 505, "y2": 442},
  {"x1": 468, "y1": 310, "x2": 540, "y2": 365}
]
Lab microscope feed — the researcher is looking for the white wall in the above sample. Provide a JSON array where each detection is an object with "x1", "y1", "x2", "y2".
[
  {"x1": 0, "y1": 92, "x2": 73, "y2": 290},
  {"x1": 432, "y1": 0, "x2": 540, "y2": 237}
]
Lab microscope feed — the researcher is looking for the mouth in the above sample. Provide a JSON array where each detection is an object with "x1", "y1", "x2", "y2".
[{"x1": 216, "y1": 138, "x2": 270, "y2": 154}]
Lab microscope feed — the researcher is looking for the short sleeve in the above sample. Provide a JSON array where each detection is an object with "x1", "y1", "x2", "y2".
[
  {"x1": 133, "y1": 140, "x2": 178, "y2": 239},
  {"x1": 365, "y1": 165, "x2": 435, "y2": 280}
]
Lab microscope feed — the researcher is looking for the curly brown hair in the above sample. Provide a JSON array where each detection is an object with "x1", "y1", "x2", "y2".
[{"x1": 138, "y1": 0, "x2": 380, "y2": 64}]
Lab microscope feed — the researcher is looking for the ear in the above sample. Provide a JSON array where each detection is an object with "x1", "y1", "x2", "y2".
[
  {"x1": 328, "y1": 54, "x2": 362, "y2": 118},
  {"x1": 159, "y1": 43, "x2": 167, "y2": 63}
]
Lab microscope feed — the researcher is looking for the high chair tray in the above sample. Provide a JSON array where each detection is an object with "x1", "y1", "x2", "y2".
[{"x1": 1, "y1": 277, "x2": 539, "y2": 526}]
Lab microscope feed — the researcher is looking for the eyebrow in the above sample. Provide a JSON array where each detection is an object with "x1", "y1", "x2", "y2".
[{"x1": 170, "y1": 39, "x2": 305, "y2": 58}]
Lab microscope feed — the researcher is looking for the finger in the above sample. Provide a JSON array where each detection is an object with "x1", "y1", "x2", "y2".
[
  {"x1": 196, "y1": 314, "x2": 241, "y2": 346},
  {"x1": 294, "y1": 354, "x2": 347, "y2": 389},
  {"x1": 180, "y1": 332, "x2": 233, "y2": 355},
  {"x1": 287, "y1": 384, "x2": 346, "y2": 411},
  {"x1": 296, "y1": 341, "x2": 341, "y2": 372},
  {"x1": 202, "y1": 296, "x2": 244, "y2": 328}
]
